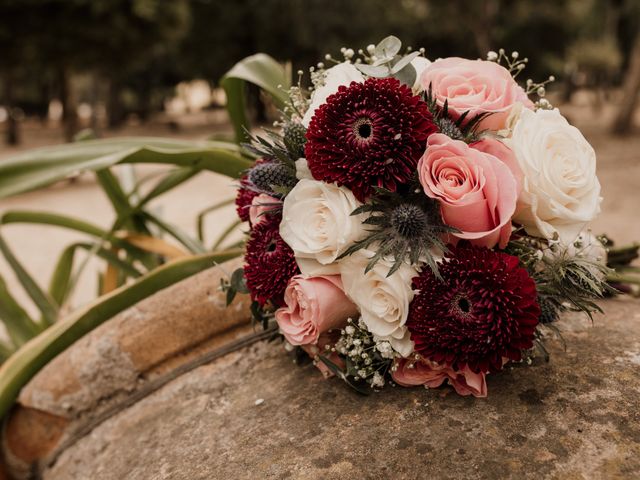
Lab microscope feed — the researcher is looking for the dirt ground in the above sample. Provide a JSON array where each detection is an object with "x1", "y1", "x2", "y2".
[{"x1": 0, "y1": 100, "x2": 638, "y2": 319}]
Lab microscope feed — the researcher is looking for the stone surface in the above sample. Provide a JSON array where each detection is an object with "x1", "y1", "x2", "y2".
[
  {"x1": 1, "y1": 258, "x2": 252, "y2": 478},
  {"x1": 39, "y1": 296, "x2": 640, "y2": 480}
]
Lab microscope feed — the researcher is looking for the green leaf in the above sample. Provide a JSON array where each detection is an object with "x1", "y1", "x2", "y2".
[
  {"x1": 142, "y1": 212, "x2": 207, "y2": 254},
  {"x1": 1, "y1": 211, "x2": 146, "y2": 259},
  {"x1": 0, "y1": 137, "x2": 252, "y2": 199},
  {"x1": 221, "y1": 53, "x2": 290, "y2": 143},
  {"x1": 0, "y1": 274, "x2": 43, "y2": 348},
  {"x1": 96, "y1": 168, "x2": 149, "y2": 234},
  {"x1": 137, "y1": 167, "x2": 200, "y2": 209},
  {"x1": 49, "y1": 242, "x2": 144, "y2": 308},
  {"x1": 211, "y1": 219, "x2": 243, "y2": 250},
  {"x1": 0, "y1": 233, "x2": 58, "y2": 326},
  {"x1": 196, "y1": 198, "x2": 235, "y2": 243},
  {"x1": 0, "y1": 249, "x2": 244, "y2": 420}
]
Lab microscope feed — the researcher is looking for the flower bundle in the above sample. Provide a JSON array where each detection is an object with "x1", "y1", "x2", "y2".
[{"x1": 228, "y1": 36, "x2": 614, "y2": 397}]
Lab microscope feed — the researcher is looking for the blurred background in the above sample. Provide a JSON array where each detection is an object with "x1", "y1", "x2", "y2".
[{"x1": 0, "y1": 0, "x2": 639, "y2": 317}]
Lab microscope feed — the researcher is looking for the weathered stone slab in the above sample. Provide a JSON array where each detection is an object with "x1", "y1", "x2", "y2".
[
  {"x1": 39, "y1": 297, "x2": 640, "y2": 480},
  {"x1": 1, "y1": 258, "x2": 252, "y2": 479}
]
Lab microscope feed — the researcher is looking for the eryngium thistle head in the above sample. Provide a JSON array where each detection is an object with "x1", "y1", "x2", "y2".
[
  {"x1": 248, "y1": 162, "x2": 297, "y2": 195},
  {"x1": 283, "y1": 122, "x2": 307, "y2": 158},
  {"x1": 338, "y1": 187, "x2": 456, "y2": 277},
  {"x1": 434, "y1": 117, "x2": 464, "y2": 141},
  {"x1": 390, "y1": 204, "x2": 428, "y2": 238},
  {"x1": 538, "y1": 298, "x2": 559, "y2": 324}
]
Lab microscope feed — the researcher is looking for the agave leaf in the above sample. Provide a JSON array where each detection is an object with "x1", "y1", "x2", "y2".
[
  {"x1": 221, "y1": 53, "x2": 290, "y2": 143},
  {"x1": 0, "y1": 249, "x2": 243, "y2": 420},
  {"x1": 48, "y1": 242, "x2": 143, "y2": 308},
  {"x1": 196, "y1": 198, "x2": 235, "y2": 242},
  {"x1": 0, "y1": 233, "x2": 58, "y2": 326},
  {"x1": 0, "y1": 274, "x2": 43, "y2": 348},
  {"x1": 0, "y1": 137, "x2": 251, "y2": 199},
  {"x1": 137, "y1": 167, "x2": 200, "y2": 209},
  {"x1": 211, "y1": 219, "x2": 243, "y2": 250},
  {"x1": 142, "y1": 212, "x2": 206, "y2": 255},
  {"x1": 117, "y1": 233, "x2": 189, "y2": 260}
]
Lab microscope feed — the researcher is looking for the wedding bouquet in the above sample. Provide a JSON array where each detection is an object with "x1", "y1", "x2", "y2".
[{"x1": 228, "y1": 36, "x2": 613, "y2": 397}]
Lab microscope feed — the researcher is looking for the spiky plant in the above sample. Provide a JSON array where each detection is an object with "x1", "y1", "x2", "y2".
[
  {"x1": 338, "y1": 186, "x2": 457, "y2": 277},
  {"x1": 423, "y1": 84, "x2": 492, "y2": 143},
  {"x1": 242, "y1": 121, "x2": 307, "y2": 167}
]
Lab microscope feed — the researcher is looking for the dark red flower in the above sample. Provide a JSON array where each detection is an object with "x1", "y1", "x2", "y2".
[
  {"x1": 406, "y1": 244, "x2": 540, "y2": 374},
  {"x1": 244, "y1": 216, "x2": 299, "y2": 307},
  {"x1": 235, "y1": 175, "x2": 258, "y2": 222},
  {"x1": 304, "y1": 77, "x2": 437, "y2": 202}
]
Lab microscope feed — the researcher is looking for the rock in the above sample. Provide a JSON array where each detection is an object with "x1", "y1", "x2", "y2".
[
  {"x1": 20, "y1": 296, "x2": 640, "y2": 479},
  {"x1": 1, "y1": 257, "x2": 253, "y2": 479}
]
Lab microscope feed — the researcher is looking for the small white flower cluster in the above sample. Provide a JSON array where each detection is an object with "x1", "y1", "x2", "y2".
[
  {"x1": 487, "y1": 48, "x2": 555, "y2": 110},
  {"x1": 486, "y1": 48, "x2": 528, "y2": 77},
  {"x1": 331, "y1": 317, "x2": 395, "y2": 388}
]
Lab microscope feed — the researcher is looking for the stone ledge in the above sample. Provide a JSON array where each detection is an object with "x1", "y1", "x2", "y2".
[
  {"x1": 1, "y1": 257, "x2": 252, "y2": 479},
  {"x1": 36, "y1": 296, "x2": 640, "y2": 480}
]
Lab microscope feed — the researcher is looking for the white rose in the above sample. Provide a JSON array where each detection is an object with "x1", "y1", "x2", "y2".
[
  {"x1": 294, "y1": 158, "x2": 313, "y2": 180},
  {"x1": 301, "y1": 62, "x2": 364, "y2": 127},
  {"x1": 339, "y1": 250, "x2": 417, "y2": 357},
  {"x1": 509, "y1": 108, "x2": 602, "y2": 244},
  {"x1": 280, "y1": 179, "x2": 365, "y2": 275}
]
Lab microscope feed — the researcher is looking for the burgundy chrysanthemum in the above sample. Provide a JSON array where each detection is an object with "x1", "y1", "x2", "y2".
[
  {"x1": 406, "y1": 244, "x2": 540, "y2": 374},
  {"x1": 244, "y1": 216, "x2": 299, "y2": 307},
  {"x1": 235, "y1": 175, "x2": 257, "y2": 222},
  {"x1": 305, "y1": 77, "x2": 437, "y2": 202}
]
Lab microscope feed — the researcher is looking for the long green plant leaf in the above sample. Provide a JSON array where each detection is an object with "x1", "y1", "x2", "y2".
[
  {"x1": 0, "y1": 137, "x2": 252, "y2": 199},
  {"x1": 0, "y1": 234, "x2": 58, "y2": 326},
  {"x1": 196, "y1": 198, "x2": 235, "y2": 243},
  {"x1": 0, "y1": 274, "x2": 43, "y2": 348},
  {"x1": 49, "y1": 242, "x2": 144, "y2": 307},
  {"x1": 0, "y1": 248, "x2": 243, "y2": 420},
  {"x1": 221, "y1": 53, "x2": 290, "y2": 143},
  {"x1": 142, "y1": 212, "x2": 206, "y2": 254}
]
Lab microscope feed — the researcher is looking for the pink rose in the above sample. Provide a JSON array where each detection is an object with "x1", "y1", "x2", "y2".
[
  {"x1": 392, "y1": 358, "x2": 487, "y2": 398},
  {"x1": 249, "y1": 194, "x2": 280, "y2": 226},
  {"x1": 418, "y1": 133, "x2": 518, "y2": 248},
  {"x1": 471, "y1": 137, "x2": 523, "y2": 196},
  {"x1": 275, "y1": 275, "x2": 358, "y2": 346},
  {"x1": 420, "y1": 57, "x2": 533, "y2": 131}
]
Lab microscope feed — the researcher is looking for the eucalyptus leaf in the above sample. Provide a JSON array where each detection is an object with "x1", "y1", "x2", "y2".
[
  {"x1": 374, "y1": 35, "x2": 402, "y2": 61},
  {"x1": 355, "y1": 63, "x2": 390, "y2": 78},
  {"x1": 390, "y1": 51, "x2": 421, "y2": 74},
  {"x1": 392, "y1": 63, "x2": 417, "y2": 88}
]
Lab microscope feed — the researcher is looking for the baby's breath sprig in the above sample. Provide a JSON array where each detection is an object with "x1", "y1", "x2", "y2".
[
  {"x1": 486, "y1": 48, "x2": 528, "y2": 77},
  {"x1": 330, "y1": 317, "x2": 396, "y2": 389},
  {"x1": 487, "y1": 48, "x2": 556, "y2": 110}
]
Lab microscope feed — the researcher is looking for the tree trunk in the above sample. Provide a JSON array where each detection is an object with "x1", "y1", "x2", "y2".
[
  {"x1": 612, "y1": 33, "x2": 640, "y2": 135},
  {"x1": 107, "y1": 78, "x2": 126, "y2": 129},
  {"x1": 59, "y1": 67, "x2": 78, "y2": 142},
  {"x1": 3, "y1": 72, "x2": 20, "y2": 145}
]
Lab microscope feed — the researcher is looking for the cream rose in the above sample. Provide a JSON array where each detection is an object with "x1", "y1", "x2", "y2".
[
  {"x1": 301, "y1": 62, "x2": 364, "y2": 127},
  {"x1": 280, "y1": 179, "x2": 365, "y2": 275},
  {"x1": 509, "y1": 108, "x2": 602, "y2": 244},
  {"x1": 339, "y1": 250, "x2": 417, "y2": 357}
]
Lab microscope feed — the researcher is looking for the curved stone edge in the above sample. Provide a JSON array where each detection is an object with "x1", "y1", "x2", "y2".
[{"x1": 1, "y1": 257, "x2": 252, "y2": 479}]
